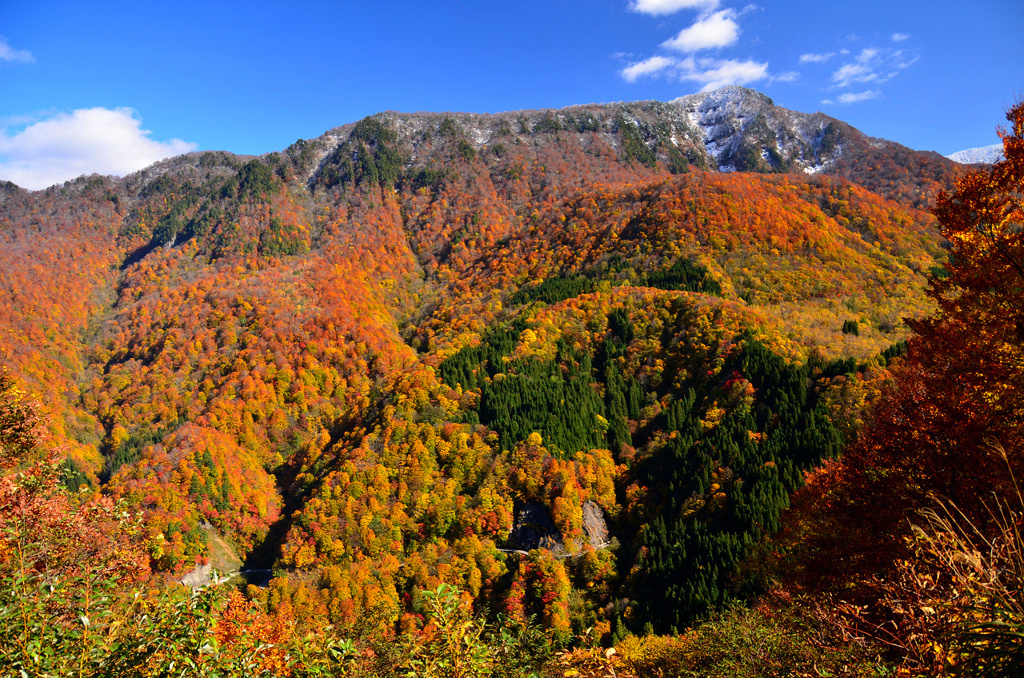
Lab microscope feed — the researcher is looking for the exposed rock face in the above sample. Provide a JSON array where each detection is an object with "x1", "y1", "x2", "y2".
[
  {"x1": 581, "y1": 500, "x2": 609, "y2": 549},
  {"x1": 508, "y1": 501, "x2": 568, "y2": 555},
  {"x1": 508, "y1": 500, "x2": 611, "y2": 557},
  {"x1": 178, "y1": 523, "x2": 243, "y2": 587},
  {"x1": 180, "y1": 562, "x2": 217, "y2": 588}
]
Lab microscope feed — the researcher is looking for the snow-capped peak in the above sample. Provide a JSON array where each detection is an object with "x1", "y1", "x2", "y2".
[{"x1": 946, "y1": 143, "x2": 1003, "y2": 164}]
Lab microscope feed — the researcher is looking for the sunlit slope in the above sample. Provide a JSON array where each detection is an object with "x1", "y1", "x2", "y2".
[{"x1": 0, "y1": 99, "x2": 944, "y2": 633}]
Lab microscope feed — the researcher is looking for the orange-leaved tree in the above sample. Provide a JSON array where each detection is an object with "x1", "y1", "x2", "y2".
[
  {"x1": 776, "y1": 101, "x2": 1024, "y2": 673},
  {"x1": 852, "y1": 100, "x2": 1024, "y2": 528}
]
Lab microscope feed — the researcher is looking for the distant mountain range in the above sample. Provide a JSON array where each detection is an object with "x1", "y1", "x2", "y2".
[{"x1": 946, "y1": 143, "x2": 1004, "y2": 164}]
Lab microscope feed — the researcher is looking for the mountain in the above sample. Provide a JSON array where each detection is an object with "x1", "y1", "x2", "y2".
[
  {"x1": 946, "y1": 142, "x2": 1004, "y2": 164},
  {"x1": 670, "y1": 86, "x2": 960, "y2": 209},
  {"x1": 276, "y1": 85, "x2": 958, "y2": 210},
  {"x1": 0, "y1": 87, "x2": 948, "y2": 639}
]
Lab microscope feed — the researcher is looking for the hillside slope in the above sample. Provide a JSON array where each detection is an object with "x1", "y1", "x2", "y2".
[{"x1": 0, "y1": 88, "x2": 946, "y2": 635}]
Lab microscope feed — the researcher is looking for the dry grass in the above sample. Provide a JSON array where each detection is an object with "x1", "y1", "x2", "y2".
[{"x1": 910, "y1": 444, "x2": 1024, "y2": 677}]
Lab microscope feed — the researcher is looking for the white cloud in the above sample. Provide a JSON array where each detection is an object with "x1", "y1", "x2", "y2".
[
  {"x1": 832, "y1": 61, "x2": 876, "y2": 87},
  {"x1": 894, "y1": 53, "x2": 919, "y2": 69},
  {"x1": 891, "y1": 32, "x2": 909, "y2": 42},
  {"x1": 620, "y1": 55, "x2": 677, "y2": 82},
  {"x1": 678, "y1": 56, "x2": 769, "y2": 90},
  {"x1": 838, "y1": 90, "x2": 881, "y2": 104},
  {"x1": 799, "y1": 52, "x2": 835, "y2": 64},
  {"x1": 831, "y1": 47, "x2": 915, "y2": 88},
  {"x1": 774, "y1": 71, "x2": 799, "y2": 82},
  {"x1": 662, "y1": 9, "x2": 741, "y2": 52},
  {"x1": 619, "y1": 52, "x2": 770, "y2": 91},
  {"x1": 0, "y1": 108, "x2": 197, "y2": 190},
  {"x1": 629, "y1": 0, "x2": 719, "y2": 15},
  {"x1": 821, "y1": 99, "x2": 835, "y2": 105},
  {"x1": 0, "y1": 37, "x2": 34, "y2": 63}
]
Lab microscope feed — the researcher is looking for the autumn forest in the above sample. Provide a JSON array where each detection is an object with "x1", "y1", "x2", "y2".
[{"x1": 1, "y1": 91, "x2": 1022, "y2": 676}]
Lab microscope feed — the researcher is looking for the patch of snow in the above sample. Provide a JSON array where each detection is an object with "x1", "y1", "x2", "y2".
[
  {"x1": 704, "y1": 137, "x2": 724, "y2": 162},
  {"x1": 947, "y1": 143, "x2": 1003, "y2": 164}
]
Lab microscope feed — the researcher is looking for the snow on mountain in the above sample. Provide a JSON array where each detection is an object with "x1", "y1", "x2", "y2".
[
  {"x1": 671, "y1": 86, "x2": 839, "y2": 173},
  {"x1": 946, "y1": 143, "x2": 1003, "y2": 164}
]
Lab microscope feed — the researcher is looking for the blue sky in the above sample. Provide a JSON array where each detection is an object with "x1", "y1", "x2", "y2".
[{"x1": 1, "y1": 0, "x2": 1021, "y2": 189}]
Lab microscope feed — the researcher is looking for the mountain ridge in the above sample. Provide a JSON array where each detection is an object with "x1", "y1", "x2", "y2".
[
  {"x1": 291, "y1": 86, "x2": 959, "y2": 205},
  {"x1": 15, "y1": 86, "x2": 959, "y2": 213},
  {"x1": 0, "y1": 84, "x2": 951, "y2": 643}
]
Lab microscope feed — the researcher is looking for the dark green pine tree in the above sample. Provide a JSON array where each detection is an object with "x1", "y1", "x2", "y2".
[{"x1": 630, "y1": 338, "x2": 844, "y2": 633}]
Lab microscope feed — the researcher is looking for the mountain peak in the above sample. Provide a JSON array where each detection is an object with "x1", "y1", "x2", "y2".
[
  {"x1": 672, "y1": 85, "x2": 775, "y2": 109},
  {"x1": 946, "y1": 143, "x2": 1003, "y2": 164},
  {"x1": 667, "y1": 87, "x2": 837, "y2": 173}
]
